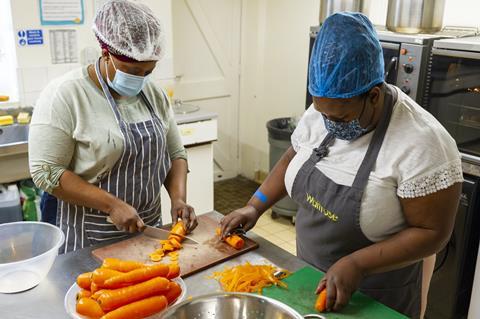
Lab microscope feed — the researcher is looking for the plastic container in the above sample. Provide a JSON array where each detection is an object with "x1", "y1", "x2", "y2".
[
  {"x1": 0, "y1": 221, "x2": 65, "y2": 293},
  {"x1": 266, "y1": 117, "x2": 299, "y2": 223},
  {"x1": 0, "y1": 184, "x2": 22, "y2": 224}
]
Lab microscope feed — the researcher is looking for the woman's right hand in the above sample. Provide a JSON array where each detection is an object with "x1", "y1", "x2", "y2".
[
  {"x1": 108, "y1": 199, "x2": 145, "y2": 233},
  {"x1": 219, "y1": 205, "x2": 260, "y2": 238}
]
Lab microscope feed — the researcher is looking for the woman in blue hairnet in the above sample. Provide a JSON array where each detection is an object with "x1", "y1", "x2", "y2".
[
  {"x1": 220, "y1": 12, "x2": 462, "y2": 318},
  {"x1": 29, "y1": 0, "x2": 197, "y2": 253}
]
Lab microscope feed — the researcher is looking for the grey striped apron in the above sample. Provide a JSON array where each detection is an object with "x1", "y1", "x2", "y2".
[
  {"x1": 57, "y1": 59, "x2": 171, "y2": 253},
  {"x1": 291, "y1": 85, "x2": 422, "y2": 318}
]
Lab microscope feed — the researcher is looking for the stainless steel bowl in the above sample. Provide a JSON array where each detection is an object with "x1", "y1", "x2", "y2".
[
  {"x1": 160, "y1": 292, "x2": 325, "y2": 319},
  {"x1": 386, "y1": 0, "x2": 446, "y2": 34}
]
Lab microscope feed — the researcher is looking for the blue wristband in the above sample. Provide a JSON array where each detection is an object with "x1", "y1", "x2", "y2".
[{"x1": 254, "y1": 190, "x2": 268, "y2": 203}]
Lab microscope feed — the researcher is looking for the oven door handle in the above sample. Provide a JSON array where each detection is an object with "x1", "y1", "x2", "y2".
[
  {"x1": 385, "y1": 56, "x2": 398, "y2": 79},
  {"x1": 433, "y1": 48, "x2": 480, "y2": 60}
]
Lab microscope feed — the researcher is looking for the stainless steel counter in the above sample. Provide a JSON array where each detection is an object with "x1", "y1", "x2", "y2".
[{"x1": 0, "y1": 212, "x2": 308, "y2": 319}]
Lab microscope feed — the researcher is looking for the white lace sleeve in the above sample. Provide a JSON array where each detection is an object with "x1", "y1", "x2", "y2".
[{"x1": 397, "y1": 159, "x2": 464, "y2": 198}]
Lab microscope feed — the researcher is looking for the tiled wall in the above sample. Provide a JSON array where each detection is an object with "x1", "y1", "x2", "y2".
[{"x1": 16, "y1": 64, "x2": 80, "y2": 107}]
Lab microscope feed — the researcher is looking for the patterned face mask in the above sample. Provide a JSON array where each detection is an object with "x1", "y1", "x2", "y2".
[{"x1": 322, "y1": 97, "x2": 369, "y2": 141}]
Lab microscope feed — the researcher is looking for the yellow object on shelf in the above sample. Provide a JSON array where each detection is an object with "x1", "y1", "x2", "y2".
[
  {"x1": 17, "y1": 112, "x2": 30, "y2": 124},
  {"x1": 0, "y1": 95, "x2": 9, "y2": 102},
  {"x1": 0, "y1": 115, "x2": 14, "y2": 126}
]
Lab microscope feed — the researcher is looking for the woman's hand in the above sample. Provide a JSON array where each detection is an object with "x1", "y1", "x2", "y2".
[
  {"x1": 108, "y1": 199, "x2": 145, "y2": 233},
  {"x1": 219, "y1": 205, "x2": 260, "y2": 238},
  {"x1": 316, "y1": 256, "x2": 365, "y2": 312},
  {"x1": 171, "y1": 199, "x2": 198, "y2": 233}
]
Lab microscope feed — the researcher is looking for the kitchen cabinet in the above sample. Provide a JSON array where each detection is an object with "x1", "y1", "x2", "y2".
[{"x1": 160, "y1": 113, "x2": 217, "y2": 223}]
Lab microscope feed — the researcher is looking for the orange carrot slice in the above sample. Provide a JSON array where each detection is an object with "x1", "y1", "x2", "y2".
[
  {"x1": 171, "y1": 221, "x2": 186, "y2": 237},
  {"x1": 97, "y1": 277, "x2": 170, "y2": 312},
  {"x1": 100, "y1": 295, "x2": 168, "y2": 319},
  {"x1": 76, "y1": 297, "x2": 104, "y2": 319},
  {"x1": 315, "y1": 289, "x2": 327, "y2": 312},
  {"x1": 104, "y1": 264, "x2": 170, "y2": 288}
]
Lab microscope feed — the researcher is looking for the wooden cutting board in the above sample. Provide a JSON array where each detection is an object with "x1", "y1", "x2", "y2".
[{"x1": 91, "y1": 212, "x2": 259, "y2": 278}]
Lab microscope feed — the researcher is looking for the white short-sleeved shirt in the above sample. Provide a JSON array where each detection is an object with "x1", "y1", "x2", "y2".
[{"x1": 285, "y1": 86, "x2": 463, "y2": 242}]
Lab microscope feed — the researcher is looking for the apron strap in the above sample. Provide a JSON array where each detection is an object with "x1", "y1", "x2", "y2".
[
  {"x1": 352, "y1": 85, "x2": 397, "y2": 190},
  {"x1": 309, "y1": 133, "x2": 335, "y2": 163}
]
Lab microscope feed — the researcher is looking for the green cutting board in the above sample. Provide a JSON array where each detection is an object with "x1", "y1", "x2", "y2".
[{"x1": 263, "y1": 266, "x2": 408, "y2": 319}]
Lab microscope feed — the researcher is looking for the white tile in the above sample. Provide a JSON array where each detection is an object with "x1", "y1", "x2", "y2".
[
  {"x1": 263, "y1": 235, "x2": 286, "y2": 247},
  {"x1": 263, "y1": 222, "x2": 289, "y2": 234},
  {"x1": 22, "y1": 91, "x2": 41, "y2": 107},
  {"x1": 16, "y1": 68, "x2": 24, "y2": 96},
  {"x1": 22, "y1": 67, "x2": 48, "y2": 93},
  {"x1": 275, "y1": 229, "x2": 296, "y2": 242},
  {"x1": 47, "y1": 65, "x2": 70, "y2": 82}
]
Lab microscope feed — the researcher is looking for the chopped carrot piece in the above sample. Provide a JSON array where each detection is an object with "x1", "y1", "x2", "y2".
[
  {"x1": 315, "y1": 289, "x2": 327, "y2": 312},
  {"x1": 149, "y1": 254, "x2": 163, "y2": 262}
]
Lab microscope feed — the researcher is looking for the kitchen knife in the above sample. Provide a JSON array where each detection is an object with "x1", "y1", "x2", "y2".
[{"x1": 143, "y1": 225, "x2": 199, "y2": 245}]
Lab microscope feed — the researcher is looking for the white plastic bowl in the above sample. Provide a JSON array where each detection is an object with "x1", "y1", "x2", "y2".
[{"x1": 0, "y1": 221, "x2": 65, "y2": 293}]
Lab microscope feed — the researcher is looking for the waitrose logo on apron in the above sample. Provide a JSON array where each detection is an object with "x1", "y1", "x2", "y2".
[{"x1": 305, "y1": 193, "x2": 339, "y2": 222}]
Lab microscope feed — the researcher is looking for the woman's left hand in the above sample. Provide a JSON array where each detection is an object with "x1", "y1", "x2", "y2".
[
  {"x1": 170, "y1": 199, "x2": 198, "y2": 233},
  {"x1": 316, "y1": 256, "x2": 365, "y2": 312}
]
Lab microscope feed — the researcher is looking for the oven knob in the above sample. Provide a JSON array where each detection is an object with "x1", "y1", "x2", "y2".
[
  {"x1": 403, "y1": 64, "x2": 414, "y2": 74},
  {"x1": 401, "y1": 86, "x2": 411, "y2": 94}
]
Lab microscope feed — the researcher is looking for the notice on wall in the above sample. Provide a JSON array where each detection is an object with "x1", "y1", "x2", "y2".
[
  {"x1": 49, "y1": 30, "x2": 79, "y2": 64},
  {"x1": 40, "y1": 0, "x2": 84, "y2": 25},
  {"x1": 17, "y1": 29, "x2": 44, "y2": 46}
]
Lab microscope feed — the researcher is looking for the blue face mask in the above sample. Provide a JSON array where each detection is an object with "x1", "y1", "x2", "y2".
[
  {"x1": 106, "y1": 56, "x2": 149, "y2": 97},
  {"x1": 322, "y1": 98, "x2": 370, "y2": 141}
]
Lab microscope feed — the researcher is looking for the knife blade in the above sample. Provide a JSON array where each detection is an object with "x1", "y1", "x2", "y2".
[{"x1": 143, "y1": 225, "x2": 199, "y2": 245}]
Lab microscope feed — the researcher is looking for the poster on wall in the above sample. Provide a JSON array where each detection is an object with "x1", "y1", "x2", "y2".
[
  {"x1": 39, "y1": 0, "x2": 84, "y2": 25},
  {"x1": 49, "y1": 29, "x2": 79, "y2": 64}
]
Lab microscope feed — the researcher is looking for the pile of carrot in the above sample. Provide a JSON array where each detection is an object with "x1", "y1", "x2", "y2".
[
  {"x1": 210, "y1": 262, "x2": 289, "y2": 294},
  {"x1": 149, "y1": 221, "x2": 186, "y2": 263},
  {"x1": 75, "y1": 258, "x2": 182, "y2": 319},
  {"x1": 215, "y1": 228, "x2": 245, "y2": 250}
]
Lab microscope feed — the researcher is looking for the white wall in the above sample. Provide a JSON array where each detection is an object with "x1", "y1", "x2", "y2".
[
  {"x1": 8, "y1": 0, "x2": 174, "y2": 107},
  {"x1": 238, "y1": 0, "x2": 480, "y2": 180}
]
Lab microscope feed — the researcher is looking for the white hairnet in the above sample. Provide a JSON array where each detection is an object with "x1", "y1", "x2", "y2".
[{"x1": 92, "y1": 0, "x2": 165, "y2": 61}]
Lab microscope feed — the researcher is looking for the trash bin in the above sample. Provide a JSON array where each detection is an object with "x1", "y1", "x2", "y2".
[
  {"x1": 266, "y1": 117, "x2": 298, "y2": 224},
  {"x1": 0, "y1": 184, "x2": 23, "y2": 224}
]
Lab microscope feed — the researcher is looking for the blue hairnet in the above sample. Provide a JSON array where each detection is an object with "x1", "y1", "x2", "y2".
[{"x1": 308, "y1": 12, "x2": 384, "y2": 99}]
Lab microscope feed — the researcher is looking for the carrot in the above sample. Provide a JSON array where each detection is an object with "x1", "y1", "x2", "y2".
[
  {"x1": 101, "y1": 258, "x2": 145, "y2": 272},
  {"x1": 168, "y1": 234, "x2": 183, "y2": 242},
  {"x1": 164, "y1": 281, "x2": 182, "y2": 305},
  {"x1": 77, "y1": 272, "x2": 93, "y2": 290},
  {"x1": 104, "y1": 264, "x2": 170, "y2": 288},
  {"x1": 100, "y1": 295, "x2": 168, "y2": 319},
  {"x1": 76, "y1": 289, "x2": 92, "y2": 301},
  {"x1": 76, "y1": 297, "x2": 105, "y2": 319},
  {"x1": 171, "y1": 221, "x2": 186, "y2": 237},
  {"x1": 97, "y1": 277, "x2": 170, "y2": 312},
  {"x1": 215, "y1": 227, "x2": 245, "y2": 249},
  {"x1": 225, "y1": 234, "x2": 244, "y2": 249},
  {"x1": 167, "y1": 263, "x2": 181, "y2": 279},
  {"x1": 169, "y1": 237, "x2": 182, "y2": 249},
  {"x1": 92, "y1": 268, "x2": 124, "y2": 288},
  {"x1": 315, "y1": 289, "x2": 327, "y2": 312},
  {"x1": 91, "y1": 282, "x2": 100, "y2": 294},
  {"x1": 91, "y1": 289, "x2": 111, "y2": 301}
]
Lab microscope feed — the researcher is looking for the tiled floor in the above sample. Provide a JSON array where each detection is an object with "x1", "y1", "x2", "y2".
[
  {"x1": 214, "y1": 176, "x2": 297, "y2": 256},
  {"x1": 251, "y1": 209, "x2": 297, "y2": 255}
]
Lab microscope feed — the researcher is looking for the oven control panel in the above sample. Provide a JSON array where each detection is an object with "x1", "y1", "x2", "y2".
[{"x1": 396, "y1": 43, "x2": 429, "y2": 101}]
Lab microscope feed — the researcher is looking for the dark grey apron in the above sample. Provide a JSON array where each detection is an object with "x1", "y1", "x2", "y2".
[
  {"x1": 57, "y1": 59, "x2": 171, "y2": 253},
  {"x1": 291, "y1": 86, "x2": 422, "y2": 318}
]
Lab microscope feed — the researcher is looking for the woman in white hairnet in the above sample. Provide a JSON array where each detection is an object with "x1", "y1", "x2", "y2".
[{"x1": 29, "y1": 0, "x2": 197, "y2": 253}]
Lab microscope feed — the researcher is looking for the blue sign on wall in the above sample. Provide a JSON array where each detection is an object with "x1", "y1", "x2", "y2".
[{"x1": 17, "y1": 29, "x2": 44, "y2": 46}]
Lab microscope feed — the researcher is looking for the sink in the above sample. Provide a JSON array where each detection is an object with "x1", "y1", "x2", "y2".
[
  {"x1": 0, "y1": 125, "x2": 29, "y2": 156},
  {"x1": 0, "y1": 125, "x2": 29, "y2": 145}
]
